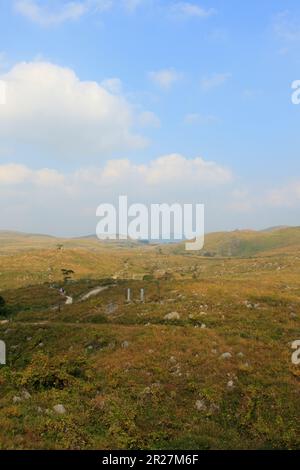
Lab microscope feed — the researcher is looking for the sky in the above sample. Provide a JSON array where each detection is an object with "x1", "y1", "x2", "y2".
[{"x1": 0, "y1": 0, "x2": 300, "y2": 236}]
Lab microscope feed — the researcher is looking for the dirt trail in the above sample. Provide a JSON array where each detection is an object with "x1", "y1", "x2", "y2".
[
  {"x1": 60, "y1": 285, "x2": 112, "y2": 307},
  {"x1": 79, "y1": 286, "x2": 109, "y2": 302}
]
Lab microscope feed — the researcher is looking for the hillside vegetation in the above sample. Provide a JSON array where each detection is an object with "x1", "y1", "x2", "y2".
[
  {"x1": 0, "y1": 228, "x2": 299, "y2": 449},
  {"x1": 172, "y1": 226, "x2": 300, "y2": 258}
]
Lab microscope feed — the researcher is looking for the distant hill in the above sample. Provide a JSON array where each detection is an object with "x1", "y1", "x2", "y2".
[
  {"x1": 0, "y1": 230, "x2": 145, "y2": 253},
  {"x1": 0, "y1": 231, "x2": 58, "y2": 252},
  {"x1": 260, "y1": 225, "x2": 290, "y2": 233},
  {"x1": 1, "y1": 226, "x2": 300, "y2": 257},
  {"x1": 172, "y1": 226, "x2": 300, "y2": 257}
]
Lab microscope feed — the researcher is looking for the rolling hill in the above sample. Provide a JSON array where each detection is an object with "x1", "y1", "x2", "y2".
[
  {"x1": 172, "y1": 226, "x2": 300, "y2": 258},
  {"x1": 1, "y1": 226, "x2": 300, "y2": 258}
]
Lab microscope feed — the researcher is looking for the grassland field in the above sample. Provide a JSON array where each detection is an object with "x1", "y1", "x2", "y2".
[{"x1": 0, "y1": 227, "x2": 300, "y2": 450}]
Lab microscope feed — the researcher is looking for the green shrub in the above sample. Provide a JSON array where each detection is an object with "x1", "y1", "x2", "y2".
[{"x1": 18, "y1": 353, "x2": 88, "y2": 391}]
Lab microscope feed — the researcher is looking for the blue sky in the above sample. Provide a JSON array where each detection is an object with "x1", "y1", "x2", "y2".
[{"x1": 0, "y1": 0, "x2": 300, "y2": 236}]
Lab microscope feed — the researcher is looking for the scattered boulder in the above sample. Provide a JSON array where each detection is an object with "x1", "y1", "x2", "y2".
[
  {"x1": 13, "y1": 396, "x2": 22, "y2": 403},
  {"x1": 164, "y1": 312, "x2": 180, "y2": 321},
  {"x1": 227, "y1": 380, "x2": 234, "y2": 389},
  {"x1": 170, "y1": 363, "x2": 181, "y2": 377},
  {"x1": 106, "y1": 303, "x2": 118, "y2": 315},
  {"x1": 243, "y1": 300, "x2": 260, "y2": 310},
  {"x1": 53, "y1": 404, "x2": 66, "y2": 415},
  {"x1": 22, "y1": 390, "x2": 31, "y2": 400},
  {"x1": 195, "y1": 399, "x2": 207, "y2": 411},
  {"x1": 220, "y1": 352, "x2": 232, "y2": 360}
]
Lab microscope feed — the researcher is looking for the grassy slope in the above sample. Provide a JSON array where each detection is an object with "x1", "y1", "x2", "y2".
[
  {"x1": 170, "y1": 226, "x2": 300, "y2": 258},
  {"x1": 0, "y1": 230, "x2": 300, "y2": 449}
]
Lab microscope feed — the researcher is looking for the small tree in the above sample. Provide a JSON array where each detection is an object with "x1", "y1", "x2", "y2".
[
  {"x1": 0, "y1": 296, "x2": 6, "y2": 316},
  {"x1": 155, "y1": 279, "x2": 161, "y2": 301},
  {"x1": 61, "y1": 269, "x2": 74, "y2": 284}
]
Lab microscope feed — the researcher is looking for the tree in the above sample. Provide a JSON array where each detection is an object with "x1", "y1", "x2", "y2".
[
  {"x1": 155, "y1": 279, "x2": 161, "y2": 301},
  {"x1": 61, "y1": 269, "x2": 74, "y2": 284},
  {"x1": 0, "y1": 296, "x2": 6, "y2": 316}
]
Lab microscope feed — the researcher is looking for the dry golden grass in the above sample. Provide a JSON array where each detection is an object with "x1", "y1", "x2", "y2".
[{"x1": 0, "y1": 229, "x2": 300, "y2": 449}]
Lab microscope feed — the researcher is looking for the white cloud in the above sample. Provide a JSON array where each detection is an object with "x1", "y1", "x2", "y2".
[
  {"x1": 122, "y1": 0, "x2": 144, "y2": 12},
  {"x1": 273, "y1": 11, "x2": 300, "y2": 42},
  {"x1": 33, "y1": 168, "x2": 65, "y2": 186},
  {"x1": 0, "y1": 163, "x2": 64, "y2": 186},
  {"x1": 0, "y1": 164, "x2": 31, "y2": 185},
  {"x1": 227, "y1": 189, "x2": 253, "y2": 212},
  {"x1": 141, "y1": 154, "x2": 232, "y2": 185},
  {"x1": 138, "y1": 111, "x2": 161, "y2": 128},
  {"x1": 78, "y1": 154, "x2": 231, "y2": 186},
  {"x1": 0, "y1": 154, "x2": 234, "y2": 235},
  {"x1": 184, "y1": 113, "x2": 218, "y2": 125},
  {"x1": 149, "y1": 68, "x2": 182, "y2": 90},
  {"x1": 171, "y1": 2, "x2": 216, "y2": 19},
  {"x1": 14, "y1": 0, "x2": 216, "y2": 26},
  {"x1": 0, "y1": 154, "x2": 232, "y2": 188},
  {"x1": 0, "y1": 61, "x2": 147, "y2": 159},
  {"x1": 2, "y1": 161, "x2": 298, "y2": 236},
  {"x1": 267, "y1": 181, "x2": 300, "y2": 207},
  {"x1": 14, "y1": 0, "x2": 113, "y2": 26},
  {"x1": 0, "y1": 52, "x2": 8, "y2": 71},
  {"x1": 226, "y1": 180, "x2": 300, "y2": 213},
  {"x1": 100, "y1": 77, "x2": 123, "y2": 94},
  {"x1": 200, "y1": 72, "x2": 231, "y2": 91},
  {"x1": 100, "y1": 78, "x2": 161, "y2": 129}
]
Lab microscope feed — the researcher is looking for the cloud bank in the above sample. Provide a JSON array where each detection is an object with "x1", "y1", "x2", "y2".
[
  {"x1": 14, "y1": 0, "x2": 113, "y2": 26},
  {"x1": 0, "y1": 61, "x2": 148, "y2": 159},
  {"x1": 0, "y1": 154, "x2": 232, "y2": 188},
  {"x1": 0, "y1": 154, "x2": 234, "y2": 235}
]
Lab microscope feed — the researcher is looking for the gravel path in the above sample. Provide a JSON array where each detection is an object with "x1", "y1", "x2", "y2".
[{"x1": 79, "y1": 286, "x2": 109, "y2": 302}]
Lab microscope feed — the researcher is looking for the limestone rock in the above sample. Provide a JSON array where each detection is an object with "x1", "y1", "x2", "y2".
[
  {"x1": 220, "y1": 352, "x2": 232, "y2": 360},
  {"x1": 164, "y1": 312, "x2": 180, "y2": 320},
  {"x1": 53, "y1": 404, "x2": 66, "y2": 415}
]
